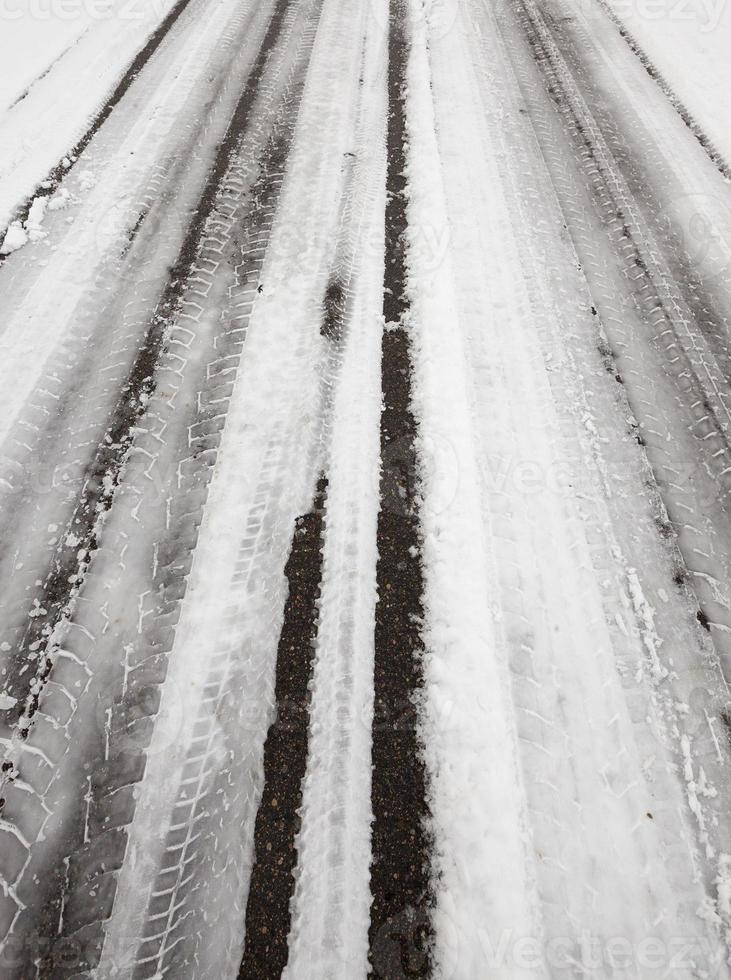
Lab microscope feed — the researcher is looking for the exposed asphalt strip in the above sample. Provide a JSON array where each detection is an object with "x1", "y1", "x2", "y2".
[
  {"x1": 369, "y1": 0, "x2": 433, "y2": 977},
  {"x1": 0, "y1": 0, "x2": 296, "y2": 735},
  {"x1": 239, "y1": 476, "x2": 327, "y2": 978},
  {"x1": 0, "y1": 0, "x2": 198, "y2": 257}
]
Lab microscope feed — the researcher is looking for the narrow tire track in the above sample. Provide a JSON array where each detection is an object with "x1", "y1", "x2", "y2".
[
  {"x1": 0, "y1": 0, "x2": 199, "y2": 254},
  {"x1": 592, "y1": 0, "x2": 731, "y2": 180},
  {"x1": 239, "y1": 476, "x2": 327, "y2": 978},
  {"x1": 369, "y1": 0, "x2": 433, "y2": 975}
]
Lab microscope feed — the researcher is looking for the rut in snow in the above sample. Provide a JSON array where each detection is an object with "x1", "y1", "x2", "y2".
[
  {"x1": 510, "y1": 0, "x2": 731, "y2": 652},
  {"x1": 0, "y1": 0, "x2": 298, "y2": 753},
  {"x1": 369, "y1": 0, "x2": 433, "y2": 976},
  {"x1": 240, "y1": 475, "x2": 327, "y2": 977},
  {"x1": 0, "y1": 0, "x2": 198, "y2": 252}
]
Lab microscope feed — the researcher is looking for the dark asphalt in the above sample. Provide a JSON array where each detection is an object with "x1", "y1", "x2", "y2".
[
  {"x1": 369, "y1": 0, "x2": 434, "y2": 976},
  {"x1": 239, "y1": 476, "x2": 327, "y2": 979}
]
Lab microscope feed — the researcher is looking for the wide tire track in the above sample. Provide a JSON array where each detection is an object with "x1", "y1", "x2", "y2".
[
  {"x1": 505, "y1": 0, "x2": 731, "y2": 670},
  {"x1": 0, "y1": 0, "x2": 320, "y2": 971}
]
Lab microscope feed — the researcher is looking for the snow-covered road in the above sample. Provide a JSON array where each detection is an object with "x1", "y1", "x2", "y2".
[{"x1": 0, "y1": 0, "x2": 730, "y2": 975}]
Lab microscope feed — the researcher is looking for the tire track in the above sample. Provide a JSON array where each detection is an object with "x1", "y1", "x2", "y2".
[
  {"x1": 592, "y1": 0, "x2": 731, "y2": 180},
  {"x1": 419, "y1": 1, "x2": 731, "y2": 967},
  {"x1": 493, "y1": 0, "x2": 731, "y2": 931},
  {"x1": 537, "y1": 2, "x2": 731, "y2": 388},
  {"x1": 369, "y1": 0, "x2": 433, "y2": 975},
  {"x1": 7, "y1": 27, "x2": 93, "y2": 112},
  {"x1": 88, "y1": 7, "x2": 329, "y2": 974},
  {"x1": 0, "y1": 0, "x2": 319, "y2": 970},
  {"x1": 493, "y1": 0, "x2": 731, "y2": 933},
  {"x1": 0, "y1": 0, "x2": 199, "y2": 255},
  {"x1": 0, "y1": 0, "x2": 274, "y2": 658},
  {"x1": 239, "y1": 476, "x2": 327, "y2": 978},
  {"x1": 508, "y1": 0, "x2": 731, "y2": 650},
  {"x1": 239, "y1": 139, "x2": 359, "y2": 976},
  {"x1": 0, "y1": 0, "x2": 296, "y2": 755},
  {"x1": 281, "y1": 14, "x2": 386, "y2": 969}
]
